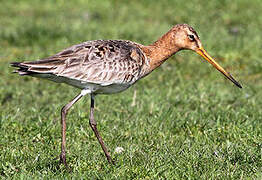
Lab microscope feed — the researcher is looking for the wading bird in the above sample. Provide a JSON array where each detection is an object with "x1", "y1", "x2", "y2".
[{"x1": 11, "y1": 24, "x2": 242, "y2": 166}]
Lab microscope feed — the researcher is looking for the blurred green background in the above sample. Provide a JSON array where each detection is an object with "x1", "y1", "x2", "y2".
[{"x1": 0, "y1": 0, "x2": 261, "y2": 179}]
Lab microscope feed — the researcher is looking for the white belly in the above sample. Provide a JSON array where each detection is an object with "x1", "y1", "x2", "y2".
[
  {"x1": 35, "y1": 74, "x2": 132, "y2": 94},
  {"x1": 67, "y1": 79, "x2": 131, "y2": 94}
]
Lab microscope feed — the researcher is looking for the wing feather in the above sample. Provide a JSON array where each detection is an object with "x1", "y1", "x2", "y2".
[{"x1": 12, "y1": 40, "x2": 146, "y2": 86}]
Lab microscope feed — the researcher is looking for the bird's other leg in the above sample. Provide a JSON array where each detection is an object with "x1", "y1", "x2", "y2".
[
  {"x1": 89, "y1": 94, "x2": 114, "y2": 164},
  {"x1": 60, "y1": 90, "x2": 89, "y2": 168}
]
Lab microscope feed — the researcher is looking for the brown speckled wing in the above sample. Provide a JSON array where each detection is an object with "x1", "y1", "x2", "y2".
[{"x1": 18, "y1": 40, "x2": 146, "y2": 85}]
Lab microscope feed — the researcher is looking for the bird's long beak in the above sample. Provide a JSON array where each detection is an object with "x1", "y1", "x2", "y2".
[{"x1": 196, "y1": 47, "x2": 242, "y2": 88}]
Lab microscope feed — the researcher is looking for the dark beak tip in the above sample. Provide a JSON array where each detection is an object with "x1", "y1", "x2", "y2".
[
  {"x1": 236, "y1": 82, "x2": 243, "y2": 89},
  {"x1": 228, "y1": 72, "x2": 242, "y2": 89}
]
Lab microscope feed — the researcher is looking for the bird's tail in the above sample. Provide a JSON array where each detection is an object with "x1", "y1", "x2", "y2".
[
  {"x1": 10, "y1": 59, "x2": 60, "y2": 76},
  {"x1": 10, "y1": 62, "x2": 33, "y2": 75}
]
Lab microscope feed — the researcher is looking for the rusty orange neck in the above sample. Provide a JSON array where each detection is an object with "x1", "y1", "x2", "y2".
[{"x1": 140, "y1": 32, "x2": 180, "y2": 72}]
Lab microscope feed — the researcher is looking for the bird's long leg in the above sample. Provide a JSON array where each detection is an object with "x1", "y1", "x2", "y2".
[
  {"x1": 60, "y1": 90, "x2": 89, "y2": 167},
  {"x1": 89, "y1": 94, "x2": 114, "y2": 164}
]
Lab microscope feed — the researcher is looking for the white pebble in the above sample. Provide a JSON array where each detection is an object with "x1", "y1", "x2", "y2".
[{"x1": 114, "y1": 147, "x2": 125, "y2": 154}]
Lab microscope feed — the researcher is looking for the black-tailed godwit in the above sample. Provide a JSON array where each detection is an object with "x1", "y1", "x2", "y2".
[{"x1": 11, "y1": 24, "x2": 242, "y2": 166}]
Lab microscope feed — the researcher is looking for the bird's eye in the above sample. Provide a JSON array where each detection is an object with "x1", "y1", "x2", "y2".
[{"x1": 188, "y1": 34, "x2": 195, "y2": 41}]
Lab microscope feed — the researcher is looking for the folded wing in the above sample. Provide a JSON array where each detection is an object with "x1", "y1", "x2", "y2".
[{"x1": 11, "y1": 40, "x2": 146, "y2": 86}]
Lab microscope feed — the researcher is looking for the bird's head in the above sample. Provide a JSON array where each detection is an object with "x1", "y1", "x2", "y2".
[{"x1": 170, "y1": 24, "x2": 242, "y2": 88}]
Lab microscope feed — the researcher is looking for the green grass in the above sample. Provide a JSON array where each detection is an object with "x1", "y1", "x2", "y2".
[{"x1": 1, "y1": 0, "x2": 262, "y2": 179}]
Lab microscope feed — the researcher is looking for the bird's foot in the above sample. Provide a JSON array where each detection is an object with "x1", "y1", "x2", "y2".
[
  {"x1": 106, "y1": 155, "x2": 115, "y2": 165},
  {"x1": 59, "y1": 153, "x2": 71, "y2": 171}
]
